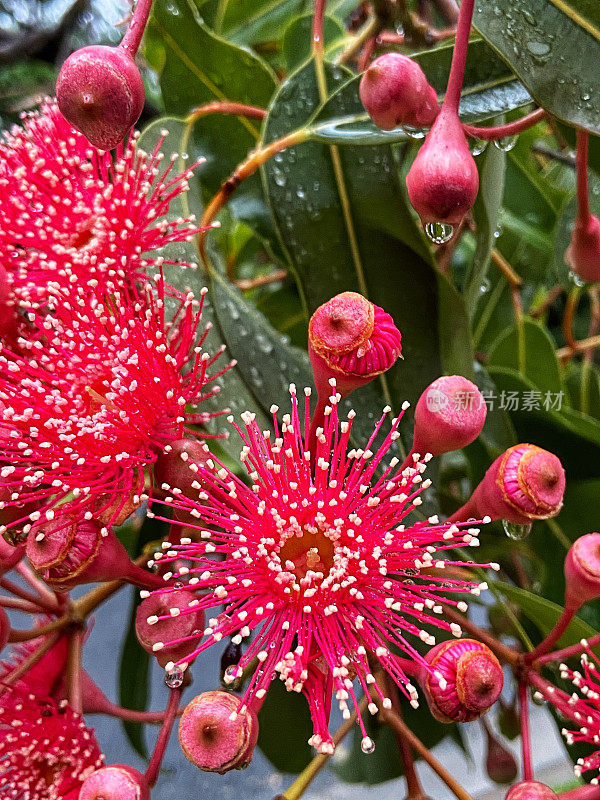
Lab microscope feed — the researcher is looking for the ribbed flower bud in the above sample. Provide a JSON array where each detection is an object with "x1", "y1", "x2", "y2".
[
  {"x1": 564, "y1": 533, "x2": 600, "y2": 608},
  {"x1": 413, "y1": 375, "x2": 486, "y2": 456},
  {"x1": 420, "y1": 639, "x2": 503, "y2": 723},
  {"x1": 359, "y1": 53, "x2": 439, "y2": 131},
  {"x1": 448, "y1": 444, "x2": 565, "y2": 525},
  {"x1": 308, "y1": 292, "x2": 402, "y2": 398},
  {"x1": 406, "y1": 108, "x2": 479, "y2": 226},
  {"x1": 179, "y1": 690, "x2": 259, "y2": 774},
  {"x1": 79, "y1": 765, "x2": 150, "y2": 800},
  {"x1": 136, "y1": 589, "x2": 205, "y2": 668},
  {"x1": 26, "y1": 516, "x2": 162, "y2": 591},
  {"x1": 56, "y1": 44, "x2": 145, "y2": 150},
  {"x1": 565, "y1": 214, "x2": 600, "y2": 284},
  {"x1": 505, "y1": 782, "x2": 558, "y2": 800}
]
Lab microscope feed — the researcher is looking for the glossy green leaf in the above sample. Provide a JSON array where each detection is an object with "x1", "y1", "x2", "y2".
[
  {"x1": 257, "y1": 678, "x2": 314, "y2": 772},
  {"x1": 487, "y1": 366, "x2": 600, "y2": 479},
  {"x1": 493, "y1": 581, "x2": 597, "y2": 648},
  {"x1": 472, "y1": 0, "x2": 600, "y2": 134},
  {"x1": 144, "y1": 0, "x2": 277, "y2": 241},
  {"x1": 488, "y1": 317, "x2": 562, "y2": 393},
  {"x1": 282, "y1": 13, "x2": 345, "y2": 71},
  {"x1": 262, "y1": 58, "x2": 474, "y2": 435}
]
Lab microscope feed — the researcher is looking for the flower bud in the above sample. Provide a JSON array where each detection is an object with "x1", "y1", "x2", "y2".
[
  {"x1": 26, "y1": 516, "x2": 162, "y2": 591},
  {"x1": 359, "y1": 53, "x2": 439, "y2": 131},
  {"x1": 448, "y1": 444, "x2": 565, "y2": 525},
  {"x1": 179, "y1": 690, "x2": 259, "y2": 773},
  {"x1": 564, "y1": 533, "x2": 600, "y2": 608},
  {"x1": 565, "y1": 214, "x2": 600, "y2": 284},
  {"x1": 56, "y1": 44, "x2": 145, "y2": 150},
  {"x1": 136, "y1": 589, "x2": 205, "y2": 668},
  {"x1": 79, "y1": 765, "x2": 150, "y2": 800},
  {"x1": 505, "y1": 782, "x2": 558, "y2": 800},
  {"x1": 406, "y1": 108, "x2": 479, "y2": 226},
  {"x1": 308, "y1": 292, "x2": 402, "y2": 398},
  {"x1": 413, "y1": 375, "x2": 486, "y2": 456},
  {"x1": 420, "y1": 639, "x2": 503, "y2": 723}
]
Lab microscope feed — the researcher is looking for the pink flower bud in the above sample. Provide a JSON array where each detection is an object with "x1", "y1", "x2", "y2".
[
  {"x1": 79, "y1": 765, "x2": 150, "y2": 800},
  {"x1": 308, "y1": 292, "x2": 402, "y2": 398},
  {"x1": 505, "y1": 782, "x2": 558, "y2": 800},
  {"x1": 136, "y1": 589, "x2": 205, "y2": 667},
  {"x1": 564, "y1": 533, "x2": 600, "y2": 608},
  {"x1": 406, "y1": 108, "x2": 479, "y2": 226},
  {"x1": 56, "y1": 44, "x2": 145, "y2": 150},
  {"x1": 359, "y1": 53, "x2": 439, "y2": 131},
  {"x1": 26, "y1": 516, "x2": 162, "y2": 591},
  {"x1": 178, "y1": 690, "x2": 259, "y2": 773},
  {"x1": 413, "y1": 375, "x2": 486, "y2": 456},
  {"x1": 565, "y1": 214, "x2": 600, "y2": 284},
  {"x1": 420, "y1": 638, "x2": 503, "y2": 723},
  {"x1": 449, "y1": 444, "x2": 565, "y2": 525}
]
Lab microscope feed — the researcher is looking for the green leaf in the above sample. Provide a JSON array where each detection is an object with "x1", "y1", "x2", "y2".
[
  {"x1": 144, "y1": 0, "x2": 278, "y2": 241},
  {"x1": 472, "y1": 0, "x2": 600, "y2": 134},
  {"x1": 487, "y1": 366, "x2": 600, "y2": 479},
  {"x1": 262, "y1": 59, "x2": 474, "y2": 432},
  {"x1": 464, "y1": 142, "x2": 506, "y2": 315},
  {"x1": 282, "y1": 13, "x2": 345, "y2": 71},
  {"x1": 119, "y1": 588, "x2": 151, "y2": 758},
  {"x1": 488, "y1": 317, "x2": 562, "y2": 393},
  {"x1": 257, "y1": 678, "x2": 314, "y2": 772},
  {"x1": 492, "y1": 581, "x2": 597, "y2": 648}
]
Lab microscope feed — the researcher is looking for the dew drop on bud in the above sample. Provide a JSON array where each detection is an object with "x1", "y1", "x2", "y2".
[
  {"x1": 480, "y1": 278, "x2": 491, "y2": 294},
  {"x1": 361, "y1": 736, "x2": 376, "y2": 754},
  {"x1": 164, "y1": 664, "x2": 184, "y2": 688},
  {"x1": 569, "y1": 270, "x2": 585, "y2": 287},
  {"x1": 424, "y1": 222, "x2": 454, "y2": 244},
  {"x1": 502, "y1": 520, "x2": 532, "y2": 540},
  {"x1": 402, "y1": 125, "x2": 426, "y2": 140},
  {"x1": 493, "y1": 135, "x2": 518, "y2": 152},
  {"x1": 469, "y1": 138, "x2": 489, "y2": 156}
]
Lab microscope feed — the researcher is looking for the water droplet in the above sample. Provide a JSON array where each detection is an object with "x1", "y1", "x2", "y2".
[
  {"x1": 424, "y1": 222, "x2": 454, "y2": 244},
  {"x1": 361, "y1": 736, "x2": 376, "y2": 754},
  {"x1": 402, "y1": 125, "x2": 426, "y2": 140},
  {"x1": 502, "y1": 520, "x2": 532, "y2": 540},
  {"x1": 469, "y1": 138, "x2": 489, "y2": 156},
  {"x1": 165, "y1": 664, "x2": 184, "y2": 688},
  {"x1": 494, "y1": 135, "x2": 518, "y2": 152},
  {"x1": 526, "y1": 40, "x2": 550, "y2": 57},
  {"x1": 522, "y1": 9, "x2": 536, "y2": 24},
  {"x1": 569, "y1": 270, "x2": 585, "y2": 287},
  {"x1": 480, "y1": 278, "x2": 490, "y2": 293}
]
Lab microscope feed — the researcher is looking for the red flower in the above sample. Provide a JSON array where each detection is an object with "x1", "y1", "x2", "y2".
[{"x1": 0, "y1": 691, "x2": 104, "y2": 799}]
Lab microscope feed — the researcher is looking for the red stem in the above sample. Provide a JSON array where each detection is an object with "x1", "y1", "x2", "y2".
[
  {"x1": 537, "y1": 631, "x2": 600, "y2": 666},
  {"x1": 442, "y1": 0, "x2": 475, "y2": 112},
  {"x1": 312, "y1": 0, "x2": 326, "y2": 56},
  {"x1": 145, "y1": 688, "x2": 182, "y2": 787},
  {"x1": 0, "y1": 576, "x2": 61, "y2": 614},
  {"x1": 188, "y1": 102, "x2": 266, "y2": 123},
  {"x1": 16, "y1": 561, "x2": 61, "y2": 608},
  {"x1": 524, "y1": 603, "x2": 577, "y2": 664},
  {"x1": 445, "y1": 494, "x2": 479, "y2": 524},
  {"x1": 576, "y1": 129, "x2": 591, "y2": 221},
  {"x1": 120, "y1": 0, "x2": 154, "y2": 56},
  {"x1": 463, "y1": 108, "x2": 546, "y2": 141},
  {"x1": 0, "y1": 594, "x2": 49, "y2": 614},
  {"x1": 519, "y1": 681, "x2": 533, "y2": 781},
  {"x1": 67, "y1": 628, "x2": 84, "y2": 715}
]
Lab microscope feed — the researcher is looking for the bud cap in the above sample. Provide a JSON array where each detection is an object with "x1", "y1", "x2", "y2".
[{"x1": 78, "y1": 765, "x2": 150, "y2": 800}]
